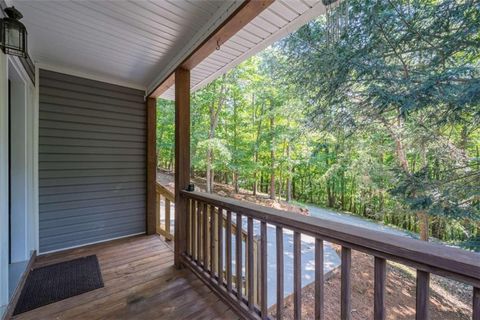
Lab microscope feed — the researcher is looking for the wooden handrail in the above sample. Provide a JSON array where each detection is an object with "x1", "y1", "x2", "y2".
[
  {"x1": 181, "y1": 190, "x2": 480, "y2": 320},
  {"x1": 156, "y1": 182, "x2": 174, "y2": 201}
]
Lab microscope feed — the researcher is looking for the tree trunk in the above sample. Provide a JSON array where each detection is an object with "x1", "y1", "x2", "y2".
[
  {"x1": 232, "y1": 95, "x2": 239, "y2": 194},
  {"x1": 418, "y1": 211, "x2": 429, "y2": 241},
  {"x1": 252, "y1": 94, "x2": 262, "y2": 196},
  {"x1": 206, "y1": 147, "x2": 212, "y2": 193},
  {"x1": 286, "y1": 143, "x2": 292, "y2": 202},
  {"x1": 206, "y1": 76, "x2": 227, "y2": 193},
  {"x1": 269, "y1": 99, "x2": 276, "y2": 200},
  {"x1": 233, "y1": 172, "x2": 239, "y2": 193}
]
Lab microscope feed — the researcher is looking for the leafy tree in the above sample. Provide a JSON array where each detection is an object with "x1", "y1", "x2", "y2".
[
  {"x1": 279, "y1": 0, "x2": 480, "y2": 239},
  {"x1": 156, "y1": 0, "x2": 480, "y2": 245}
]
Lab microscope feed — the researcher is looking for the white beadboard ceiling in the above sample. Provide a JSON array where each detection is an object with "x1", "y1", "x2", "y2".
[{"x1": 12, "y1": 0, "x2": 325, "y2": 95}]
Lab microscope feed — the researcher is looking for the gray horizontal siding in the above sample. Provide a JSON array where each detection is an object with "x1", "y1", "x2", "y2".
[
  {"x1": 39, "y1": 181, "x2": 146, "y2": 196},
  {"x1": 39, "y1": 69, "x2": 147, "y2": 253}
]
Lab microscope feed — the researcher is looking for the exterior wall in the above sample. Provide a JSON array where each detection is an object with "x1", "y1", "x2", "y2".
[{"x1": 38, "y1": 69, "x2": 147, "y2": 253}]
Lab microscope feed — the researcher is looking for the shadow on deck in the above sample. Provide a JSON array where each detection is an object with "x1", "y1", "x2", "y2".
[{"x1": 12, "y1": 235, "x2": 238, "y2": 320}]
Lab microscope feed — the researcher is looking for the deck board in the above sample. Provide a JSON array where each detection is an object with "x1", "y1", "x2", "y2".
[{"x1": 12, "y1": 235, "x2": 237, "y2": 320}]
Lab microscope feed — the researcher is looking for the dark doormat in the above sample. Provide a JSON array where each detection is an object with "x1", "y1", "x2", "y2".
[{"x1": 13, "y1": 255, "x2": 104, "y2": 315}]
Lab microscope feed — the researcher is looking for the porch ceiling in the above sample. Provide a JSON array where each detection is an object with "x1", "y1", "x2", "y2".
[
  {"x1": 11, "y1": 0, "x2": 326, "y2": 95},
  {"x1": 12, "y1": 0, "x2": 242, "y2": 90}
]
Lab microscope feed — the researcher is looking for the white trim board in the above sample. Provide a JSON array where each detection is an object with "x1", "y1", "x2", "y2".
[
  {"x1": 0, "y1": 47, "x2": 9, "y2": 314},
  {"x1": 33, "y1": 65, "x2": 39, "y2": 254},
  {"x1": 0, "y1": 53, "x2": 38, "y2": 311}
]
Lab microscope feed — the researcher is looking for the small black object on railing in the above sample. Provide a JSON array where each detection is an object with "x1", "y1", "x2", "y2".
[{"x1": 186, "y1": 183, "x2": 195, "y2": 192}]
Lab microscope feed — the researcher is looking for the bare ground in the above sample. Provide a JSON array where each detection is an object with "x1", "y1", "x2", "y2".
[
  {"x1": 278, "y1": 246, "x2": 472, "y2": 320},
  {"x1": 157, "y1": 170, "x2": 308, "y2": 215}
]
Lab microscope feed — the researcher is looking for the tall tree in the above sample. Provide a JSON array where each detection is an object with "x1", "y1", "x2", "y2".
[{"x1": 280, "y1": 0, "x2": 480, "y2": 240}]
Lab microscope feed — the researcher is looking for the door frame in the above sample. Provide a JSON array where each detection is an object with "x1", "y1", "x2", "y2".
[{"x1": 0, "y1": 54, "x2": 38, "y2": 312}]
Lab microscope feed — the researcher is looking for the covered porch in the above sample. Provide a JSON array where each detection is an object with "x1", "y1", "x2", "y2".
[
  {"x1": 10, "y1": 235, "x2": 238, "y2": 320},
  {"x1": 0, "y1": 0, "x2": 479, "y2": 319}
]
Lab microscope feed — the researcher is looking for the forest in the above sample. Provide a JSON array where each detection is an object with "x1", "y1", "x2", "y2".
[{"x1": 157, "y1": 0, "x2": 480, "y2": 248}]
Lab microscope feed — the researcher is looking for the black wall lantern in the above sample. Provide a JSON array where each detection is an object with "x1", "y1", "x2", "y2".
[{"x1": 1, "y1": 6, "x2": 27, "y2": 57}]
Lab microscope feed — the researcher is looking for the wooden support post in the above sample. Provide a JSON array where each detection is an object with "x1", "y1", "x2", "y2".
[
  {"x1": 236, "y1": 213, "x2": 243, "y2": 299},
  {"x1": 260, "y1": 221, "x2": 268, "y2": 319},
  {"x1": 473, "y1": 287, "x2": 480, "y2": 320},
  {"x1": 276, "y1": 227, "x2": 284, "y2": 320},
  {"x1": 247, "y1": 217, "x2": 254, "y2": 311},
  {"x1": 341, "y1": 247, "x2": 352, "y2": 320},
  {"x1": 416, "y1": 270, "x2": 430, "y2": 320},
  {"x1": 226, "y1": 210, "x2": 232, "y2": 292},
  {"x1": 174, "y1": 67, "x2": 190, "y2": 268},
  {"x1": 315, "y1": 238, "x2": 324, "y2": 320},
  {"x1": 293, "y1": 232, "x2": 301, "y2": 320},
  {"x1": 374, "y1": 257, "x2": 386, "y2": 320},
  {"x1": 146, "y1": 97, "x2": 157, "y2": 235}
]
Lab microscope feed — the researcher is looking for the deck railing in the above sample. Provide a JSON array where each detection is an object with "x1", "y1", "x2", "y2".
[
  {"x1": 180, "y1": 190, "x2": 480, "y2": 320},
  {"x1": 156, "y1": 182, "x2": 263, "y2": 303},
  {"x1": 156, "y1": 182, "x2": 174, "y2": 241}
]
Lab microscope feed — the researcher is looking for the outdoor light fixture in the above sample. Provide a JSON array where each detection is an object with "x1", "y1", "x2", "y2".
[{"x1": 1, "y1": 6, "x2": 28, "y2": 57}]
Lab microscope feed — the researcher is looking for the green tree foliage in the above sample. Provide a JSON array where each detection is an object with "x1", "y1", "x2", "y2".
[
  {"x1": 280, "y1": 0, "x2": 480, "y2": 240},
  {"x1": 156, "y1": 0, "x2": 480, "y2": 246}
]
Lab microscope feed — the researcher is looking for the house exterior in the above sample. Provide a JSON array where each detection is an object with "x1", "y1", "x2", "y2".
[{"x1": 0, "y1": 1, "x2": 479, "y2": 320}]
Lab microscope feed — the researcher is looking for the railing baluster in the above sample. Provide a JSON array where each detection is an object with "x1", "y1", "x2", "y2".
[
  {"x1": 294, "y1": 231, "x2": 301, "y2": 320},
  {"x1": 247, "y1": 217, "x2": 254, "y2": 311},
  {"x1": 276, "y1": 227, "x2": 284, "y2": 320},
  {"x1": 156, "y1": 192, "x2": 160, "y2": 233},
  {"x1": 196, "y1": 201, "x2": 201, "y2": 262},
  {"x1": 260, "y1": 221, "x2": 268, "y2": 319},
  {"x1": 165, "y1": 198, "x2": 171, "y2": 237},
  {"x1": 236, "y1": 213, "x2": 243, "y2": 300},
  {"x1": 218, "y1": 208, "x2": 224, "y2": 285},
  {"x1": 374, "y1": 257, "x2": 386, "y2": 320},
  {"x1": 416, "y1": 270, "x2": 430, "y2": 320},
  {"x1": 203, "y1": 203, "x2": 208, "y2": 269},
  {"x1": 192, "y1": 200, "x2": 196, "y2": 260},
  {"x1": 341, "y1": 247, "x2": 351, "y2": 320},
  {"x1": 315, "y1": 238, "x2": 324, "y2": 320},
  {"x1": 186, "y1": 199, "x2": 191, "y2": 255},
  {"x1": 210, "y1": 206, "x2": 215, "y2": 277},
  {"x1": 254, "y1": 236, "x2": 260, "y2": 305},
  {"x1": 226, "y1": 210, "x2": 232, "y2": 292},
  {"x1": 473, "y1": 287, "x2": 480, "y2": 320}
]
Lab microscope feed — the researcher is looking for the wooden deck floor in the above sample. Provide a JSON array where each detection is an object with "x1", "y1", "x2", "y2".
[{"x1": 12, "y1": 235, "x2": 238, "y2": 320}]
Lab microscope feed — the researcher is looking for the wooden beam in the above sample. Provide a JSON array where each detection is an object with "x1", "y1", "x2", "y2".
[
  {"x1": 149, "y1": 72, "x2": 174, "y2": 99},
  {"x1": 146, "y1": 97, "x2": 157, "y2": 235},
  {"x1": 174, "y1": 67, "x2": 191, "y2": 267},
  {"x1": 181, "y1": 0, "x2": 274, "y2": 71},
  {"x1": 148, "y1": 0, "x2": 273, "y2": 98}
]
